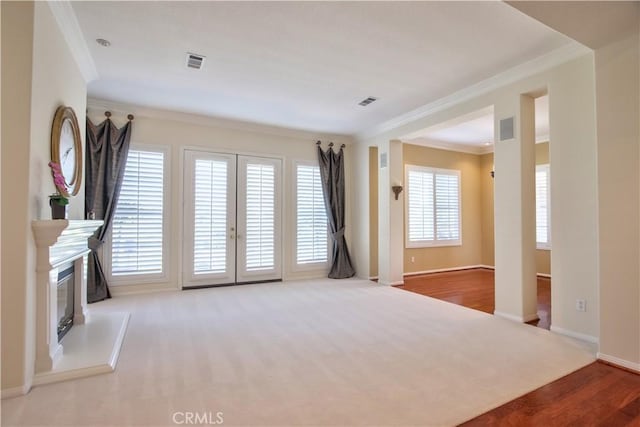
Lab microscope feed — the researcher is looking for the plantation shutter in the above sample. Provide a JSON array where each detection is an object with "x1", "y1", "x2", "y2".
[
  {"x1": 193, "y1": 159, "x2": 229, "y2": 274},
  {"x1": 244, "y1": 163, "x2": 275, "y2": 271},
  {"x1": 536, "y1": 164, "x2": 551, "y2": 247},
  {"x1": 111, "y1": 149, "x2": 164, "y2": 275},
  {"x1": 407, "y1": 169, "x2": 435, "y2": 242},
  {"x1": 296, "y1": 164, "x2": 328, "y2": 264},
  {"x1": 435, "y1": 172, "x2": 460, "y2": 241}
]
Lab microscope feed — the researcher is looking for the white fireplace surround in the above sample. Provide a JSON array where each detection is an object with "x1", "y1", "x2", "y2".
[{"x1": 31, "y1": 220, "x2": 129, "y2": 386}]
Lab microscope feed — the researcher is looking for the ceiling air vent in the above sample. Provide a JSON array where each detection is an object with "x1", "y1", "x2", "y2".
[
  {"x1": 186, "y1": 53, "x2": 206, "y2": 70},
  {"x1": 358, "y1": 96, "x2": 378, "y2": 106}
]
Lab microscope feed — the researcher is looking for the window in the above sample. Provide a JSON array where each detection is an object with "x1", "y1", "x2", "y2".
[
  {"x1": 109, "y1": 147, "x2": 168, "y2": 280},
  {"x1": 536, "y1": 164, "x2": 551, "y2": 249},
  {"x1": 405, "y1": 165, "x2": 461, "y2": 248},
  {"x1": 295, "y1": 163, "x2": 328, "y2": 266}
]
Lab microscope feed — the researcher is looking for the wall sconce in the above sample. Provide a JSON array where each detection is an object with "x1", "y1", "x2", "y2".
[{"x1": 392, "y1": 185, "x2": 403, "y2": 200}]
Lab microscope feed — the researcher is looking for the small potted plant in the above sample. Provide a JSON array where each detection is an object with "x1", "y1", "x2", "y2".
[{"x1": 48, "y1": 161, "x2": 69, "y2": 219}]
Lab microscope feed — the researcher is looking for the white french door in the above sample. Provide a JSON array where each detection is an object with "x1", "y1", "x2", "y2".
[
  {"x1": 183, "y1": 151, "x2": 236, "y2": 287},
  {"x1": 183, "y1": 150, "x2": 282, "y2": 288}
]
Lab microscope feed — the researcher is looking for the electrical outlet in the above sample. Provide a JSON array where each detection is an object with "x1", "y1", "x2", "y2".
[
  {"x1": 411, "y1": 256, "x2": 415, "y2": 263},
  {"x1": 576, "y1": 299, "x2": 587, "y2": 312}
]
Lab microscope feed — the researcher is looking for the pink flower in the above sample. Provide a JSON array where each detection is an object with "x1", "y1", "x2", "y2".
[{"x1": 48, "y1": 161, "x2": 68, "y2": 191}]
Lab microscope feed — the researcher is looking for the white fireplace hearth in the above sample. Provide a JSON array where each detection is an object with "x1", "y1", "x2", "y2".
[{"x1": 31, "y1": 220, "x2": 129, "y2": 386}]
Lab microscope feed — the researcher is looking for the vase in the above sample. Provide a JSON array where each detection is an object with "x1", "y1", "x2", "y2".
[{"x1": 50, "y1": 199, "x2": 67, "y2": 220}]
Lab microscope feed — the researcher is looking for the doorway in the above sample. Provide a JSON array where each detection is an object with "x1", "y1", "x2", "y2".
[{"x1": 182, "y1": 150, "x2": 282, "y2": 288}]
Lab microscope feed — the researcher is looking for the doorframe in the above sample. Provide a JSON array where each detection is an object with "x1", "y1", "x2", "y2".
[{"x1": 179, "y1": 145, "x2": 286, "y2": 289}]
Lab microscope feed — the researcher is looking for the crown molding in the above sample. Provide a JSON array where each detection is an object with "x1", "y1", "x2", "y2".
[
  {"x1": 47, "y1": 1, "x2": 98, "y2": 83},
  {"x1": 87, "y1": 98, "x2": 353, "y2": 144},
  {"x1": 404, "y1": 138, "x2": 493, "y2": 155},
  {"x1": 405, "y1": 136, "x2": 550, "y2": 156},
  {"x1": 356, "y1": 41, "x2": 591, "y2": 141}
]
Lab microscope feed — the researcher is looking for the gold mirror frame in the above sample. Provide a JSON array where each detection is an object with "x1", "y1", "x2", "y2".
[{"x1": 51, "y1": 106, "x2": 82, "y2": 197}]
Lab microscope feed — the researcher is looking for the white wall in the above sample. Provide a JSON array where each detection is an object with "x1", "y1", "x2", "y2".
[
  {"x1": 1, "y1": 0, "x2": 35, "y2": 395},
  {"x1": 87, "y1": 102, "x2": 354, "y2": 294},
  {"x1": 1, "y1": 1, "x2": 87, "y2": 394},
  {"x1": 355, "y1": 54, "x2": 599, "y2": 341},
  {"x1": 596, "y1": 33, "x2": 640, "y2": 368},
  {"x1": 509, "y1": 0, "x2": 640, "y2": 368}
]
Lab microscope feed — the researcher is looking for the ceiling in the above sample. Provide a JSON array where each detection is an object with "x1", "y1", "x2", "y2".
[
  {"x1": 405, "y1": 95, "x2": 549, "y2": 153},
  {"x1": 72, "y1": 1, "x2": 574, "y2": 135}
]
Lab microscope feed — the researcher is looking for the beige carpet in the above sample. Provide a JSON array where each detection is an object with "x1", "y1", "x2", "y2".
[{"x1": 2, "y1": 278, "x2": 595, "y2": 426}]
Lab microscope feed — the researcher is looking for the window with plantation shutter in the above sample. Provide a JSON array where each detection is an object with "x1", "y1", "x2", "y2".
[
  {"x1": 295, "y1": 163, "x2": 328, "y2": 266},
  {"x1": 110, "y1": 148, "x2": 167, "y2": 279},
  {"x1": 536, "y1": 164, "x2": 551, "y2": 249},
  {"x1": 406, "y1": 165, "x2": 461, "y2": 248}
]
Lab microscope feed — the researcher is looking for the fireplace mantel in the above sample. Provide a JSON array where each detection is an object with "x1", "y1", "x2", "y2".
[
  {"x1": 32, "y1": 219, "x2": 104, "y2": 270},
  {"x1": 28, "y1": 219, "x2": 129, "y2": 388},
  {"x1": 31, "y1": 219, "x2": 104, "y2": 375}
]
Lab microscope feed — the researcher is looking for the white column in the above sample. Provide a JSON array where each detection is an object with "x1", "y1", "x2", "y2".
[
  {"x1": 378, "y1": 139, "x2": 404, "y2": 286},
  {"x1": 494, "y1": 95, "x2": 538, "y2": 322},
  {"x1": 350, "y1": 142, "x2": 371, "y2": 279}
]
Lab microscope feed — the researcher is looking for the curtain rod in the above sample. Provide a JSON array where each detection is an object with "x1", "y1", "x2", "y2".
[
  {"x1": 104, "y1": 111, "x2": 134, "y2": 121},
  {"x1": 316, "y1": 140, "x2": 345, "y2": 149}
]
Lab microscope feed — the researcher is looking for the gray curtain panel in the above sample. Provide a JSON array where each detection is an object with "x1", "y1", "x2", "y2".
[
  {"x1": 85, "y1": 117, "x2": 132, "y2": 303},
  {"x1": 317, "y1": 144, "x2": 356, "y2": 279}
]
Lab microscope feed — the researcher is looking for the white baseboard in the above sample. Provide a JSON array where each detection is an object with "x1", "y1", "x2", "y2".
[
  {"x1": 476, "y1": 265, "x2": 551, "y2": 278},
  {"x1": 379, "y1": 280, "x2": 404, "y2": 286},
  {"x1": 284, "y1": 271, "x2": 328, "y2": 281},
  {"x1": 494, "y1": 311, "x2": 539, "y2": 323},
  {"x1": 376, "y1": 265, "x2": 547, "y2": 279},
  {"x1": 371, "y1": 265, "x2": 490, "y2": 281},
  {"x1": 1, "y1": 383, "x2": 31, "y2": 399},
  {"x1": 404, "y1": 265, "x2": 487, "y2": 277},
  {"x1": 109, "y1": 282, "x2": 179, "y2": 297},
  {"x1": 550, "y1": 325, "x2": 599, "y2": 344},
  {"x1": 597, "y1": 352, "x2": 640, "y2": 373}
]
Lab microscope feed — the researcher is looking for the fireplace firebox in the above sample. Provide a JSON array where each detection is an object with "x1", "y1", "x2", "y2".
[{"x1": 57, "y1": 263, "x2": 75, "y2": 341}]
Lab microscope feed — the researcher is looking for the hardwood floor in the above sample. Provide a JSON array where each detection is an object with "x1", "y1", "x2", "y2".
[
  {"x1": 462, "y1": 361, "x2": 640, "y2": 426},
  {"x1": 397, "y1": 268, "x2": 640, "y2": 426},
  {"x1": 398, "y1": 268, "x2": 551, "y2": 330}
]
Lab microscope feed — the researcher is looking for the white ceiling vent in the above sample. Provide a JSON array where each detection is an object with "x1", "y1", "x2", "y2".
[
  {"x1": 186, "y1": 53, "x2": 206, "y2": 70},
  {"x1": 358, "y1": 96, "x2": 378, "y2": 106}
]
